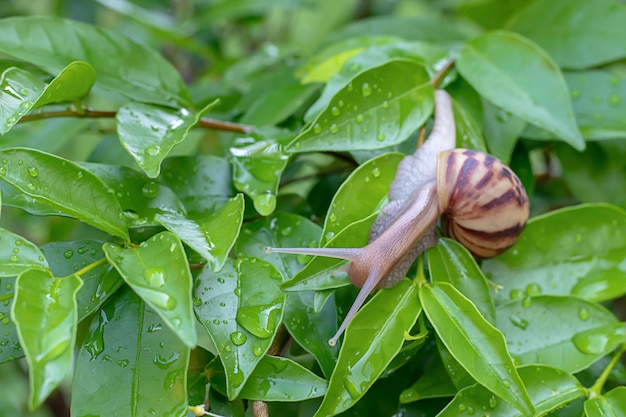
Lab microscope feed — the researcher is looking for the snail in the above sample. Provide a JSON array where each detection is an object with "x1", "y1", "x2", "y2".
[{"x1": 266, "y1": 90, "x2": 529, "y2": 346}]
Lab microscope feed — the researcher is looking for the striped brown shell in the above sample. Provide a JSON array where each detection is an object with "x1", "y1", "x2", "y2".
[{"x1": 436, "y1": 149, "x2": 529, "y2": 259}]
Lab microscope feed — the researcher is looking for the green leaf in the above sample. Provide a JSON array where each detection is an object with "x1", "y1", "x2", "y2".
[
  {"x1": 0, "y1": 148, "x2": 129, "y2": 240},
  {"x1": 160, "y1": 155, "x2": 233, "y2": 216},
  {"x1": 239, "y1": 356, "x2": 327, "y2": 401},
  {"x1": 103, "y1": 232, "x2": 197, "y2": 348},
  {"x1": 0, "y1": 228, "x2": 48, "y2": 277},
  {"x1": 314, "y1": 279, "x2": 421, "y2": 417},
  {"x1": 156, "y1": 194, "x2": 244, "y2": 271},
  {"x1": 457, "y1": 30, "x2": 584, "y2": 150},
  {"x1": 240, "y1": 83, "x2": 320, "y2": 126},
  {"x1": 235, "y1": 212, "x2": 339, "y2": 378},
  {"x1": 280, "y1": 213, "x2": 376, "y2": 292},
  {"x1": 400, "y1": 353, "x2": 457, "y2": 403},
  {"x1": 298, "y1": 36, "x2": 402, "y2": 84},
  {"x1": 419, "y1": 282, "x2": 533, "y2": 415},
  {"x1": 555, "y1": 142, "x2": 626, "y2": 208},
  {"x1": 194, "y1": 258, "x2": 284, "y2": 400},
  {"x1": 0, "y1": 16, "x2": 191, "y2": 107},
  {"x1": 584, "y1": 387, "x2": 626, "y2": 417},
  {"x1": 116, "y1": 101, "x2": 217, "y2": 178},
  {"x1": 496, "y1": 295, "x2": 620, "y2": 373},
  {"x1": 289, "y1": 60, "x2": 434, "y2": 152},
  {"x1": 33, "y1": 61, "x2": 96, "y2": 108},
  {"x1": 482, "y1": 100, "x2": 526, "y2": 164},
  {"x1": 321, "y1": 152, "x2": 403, "y2": 245},
  {"x1": 40, "y1": 240, "x2": 123, "y2": 321},
  {"x1": 451, "y1": 98, "x2": 487, "y2": 152},
  {"x1": 11, "y1": 269, "x2": 82, "y2": 409},
  {"x1": 437, "y1": 365, "x2": 585, "y2": 417},
  {"x1": 304, "y1": 42, "x2": 448, "y2": 121},
  {"x1": 81, "y1": 162, "x2": 187, "y2": 228},
  {"x1": 427, "y1": 238, "x2": 496, "y2": 324},
  {"x1": 507, "y1": 0, "x2": 626, "y2": 69},
  {"x1": 229, "y1": 127, "x2": 292, "y2": 216},
  {"x1": 71, "y1": 288, "x2": 190, "y2": 417},
  {"x1": 483, "y1": 204, "x2": 626, "y2": 303},
  {"x1": 565, "y1": 71, "x2": 626, "y2": 140},
  {"x1": 0, "y1": 67, "x2": 45, "y2": 134}
]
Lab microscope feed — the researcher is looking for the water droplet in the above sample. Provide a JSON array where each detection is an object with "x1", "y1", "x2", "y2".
[
  {"x1": 503, "y1": 379, "x2": 511, "y2": 388},
  {"x1": 253, "y1": 192, "x2": 276, "y2": 216},
  {"x1": 355, "y1": 114, "x2": 364, "y2": 123},
  {"x1": 578, "y1": 307, "x2": 589, "y2": 320},
  {"x1": 26, "y1": 183, "x2": 35, "y2": 191},
  {"x1": 64, "y1": 250, "x2": 74, "y2": 259},
  {"x1": 376, "y1": 133, "x2": 385, "y2": 142},
  {"x1": 331, "y1": 106, "x2": 340, "y2": 116},
  {"x1": 280, "y1": 226, "x2": 293, "y2": 236},
  {"x1": 509, "y1": 315, "x2": 528, "y2": 330},
  {"x1": 27, "y1": 167, "x2": 38, "y2": 178},
  {"x1": 76, "y1": 171, "x2": 84, "y2": 179},
  {"x1": 371, "y1": 167, "x2": 381, "y2": 178},
  {"x1": 237, "y1": 303, "x2": 282, "y2": 338},
  {"x1": 458, "y1": 403, "x2": 466, "y2": 412},
  {"x1": 610, "y1": 95, "x2": 621, "y2": 106},
  {"x1": 253, "y1": 346, "x2": 263, "y2": 356},
  {"x1": 571, "y1": 89, "x2": 581, "y2": 98},
  {"x1": 382, "y1": 100, "x2": 390, "y2": 108},
  {"x1": 0, "y1": 166, "x2": 6, "y2": 175},
  {"x1": 147, "y1": 323, "x2": 162, "y2": 333},
  {"x1": 144, "y1": 267, "x2": 166, "y2": 288},
  {"x1": 212, "y1": 319, "x2": 220, "y2": 325},
  {"x1": 313, "y1": 123, "x2": 322, "y2": 134},
  {"x1": 192, "y1": 297, "x2": 202, "y2": 306},
  {"x1": 361, "y1": 83, "x2": 372, "y2": 97},
  {"x1": 118, "y1": 359, "x2": 129, "y2": 368},
  {"x1": 217, "y1": 277, "x2": 225, "y2": 284},
  {"x1": 15, "y1": 240, "x2": 22, "y2": 246},
  {"x1": 141, "y1": 181, "x2": 159, "y2": 199},
  {"x1": 230, "y1": 331, "x2": 247, "y2": 346},
  {"x1": 489, "y1": 395, "x2": 497, "y2": 408},
  {"x1": 9, "y1": 255, "x2": 18, "y2": 263},
  {"x1": 521, "y1": 296, "x2": 532, "y2": 308},
  {"x1": 509, "y1": 289, "x2": 523, "y2": 299},
  {"x1": 329, "y1": 123, "x2": 339, "y2": 134},
  {"x1": 526, "y1": 283, "x2": 541, "y2": 295},
  {"x1": 153, "y1": 352, "x2": 180, "y2": 369},
  {"x1": 328, "y1": 213, "x2": 337, "y2": 222},
  {"x1": 145, "y1": 145, "x2": 161, "y2": 156}
]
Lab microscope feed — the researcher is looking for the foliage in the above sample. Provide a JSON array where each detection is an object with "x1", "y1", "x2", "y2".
[{"x1": 1, "y1": 1, "x2": 626, "y2": 416}]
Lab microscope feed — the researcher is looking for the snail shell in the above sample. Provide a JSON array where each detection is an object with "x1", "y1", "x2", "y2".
[{"x1": 437, "y1": 149, "x2": 529, "y2": 259}]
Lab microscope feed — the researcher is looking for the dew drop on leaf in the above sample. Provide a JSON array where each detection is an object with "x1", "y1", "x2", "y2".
[
  {"x1": 329, "y1": 123, "x2": 339, "y2": 134},
  {"x1": 253, "y1": 346, "x2": 263, "y2": 357},
  {"x1": 376, "y1": 133, "x2": 385, "y2": 141},
  {"x1": 145, "y1": 145, "x2": 161, "y2": 156},
  {"x1": 144, "y1": 267, "x2": 166, "y2": 288},
  {"x1": 230, "y1": 331, "x2": 247, "y2": 346},
  {"x1": 76, "y1": 171, "x2": 84, "y2": 179},
  {"x1": 9, "y1": 255, "x2": 18, "y2": 263},
  {"x1": 313, "y1": 123, "x2": 322, "y2": 134},
  {"x1": 508, "y1": 315, "x2": 528, "y2": 330},
  {"x1": 361, "y1": 83, "x2": 372, "y2": 97},
  {"x1": 331, "y1": 106, "x2": 340, "y2": 116},
  {"x1": 141, "y1": 181, "x2": 159, "y2": 199},
  {"x1": 355, "y1": 114, "x2": 364, "y2": 123},
  {"x1": 64, "y1": 250, "x2": 74, "y2": 259},
  {"x1": 371, "y1": 167, "x2": 381, "y2": 178},
  {"x1": 253, "y1": 192, "x2": 276, "y2": 216},
  {"x1": 0, "y1": 167, "x2": 6, "y2": 176},
  {"x1": 578, "y1": 307, "x2": 589, "y2": 320},
  {"x1": 27, "y1": 167, "x2": 38, "y2": 178}
]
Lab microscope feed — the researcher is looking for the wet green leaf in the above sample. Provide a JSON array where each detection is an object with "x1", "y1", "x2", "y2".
[
  {"x1": 400, "y1": 353, "x2": 456, "y2": 403},
  {"x1": 304, "y1": 42, "x2": 448, "y2": 120},
  {"x1": 241, "y1": 83, "x2": 319, "y2": 126},
  {"x1": 156, "y1": 194, "x2": 243, "y2": 271},
  {"x1": 0, "y1": 148, "x2": 129, "y2": 240},
  {"x1": 239, "y1": 356, "x2": 327, "y2": 401},
  {"x1": 289, "y1": 60, "x2": 434, "y2": 152},
  {"x1": 457, "y1": 30, "x2": 584, "y2": 150},
  {"x1": 280, "y1": 213, "x2": 376, "y2": 292},
  {"x1": 420, "y1": 282, "x2": 533, "y2": 415},
  {"x1": 482, "y1": 100, "x2": 526, "y2": 164},
  {"x1": 11, "y1": 269, "x2": 82, "y2": 409},
  {"x1": 438, "y1": 365, "x2": 585, "y2": 417},
  {"x1": 117, "y1": 101, "x2": 217, "y2": 178},
  {"x1": 236, "y1": 212, "x2": 339, "y2": 378},
  {"x1": 0, "y1": 67, "x2": 45, "y2": 134},
  {"x1": 82, "y1": 162, "x2": 187, "y2": 228},
  {"x1": 103, "y1": 232, "x2": 197, "y2": 348},
  {"x1": 0, "y1": 276, "x2": 21, "y2": 363},
  {"x1": 451, "y1": 98, "x2": 487, "y2": 152},
  {"x1": 321, "y1": 152, "x2": 403, "y2": 245},
  {"x1": 33, "y1": 61, "x2": 96, "y2": 107},
  {"x1": 229, "y1": 127, "x2": 292, "y2": 216},
  {"x1": 71, "y1": 288, "x2": 189, "y2": 417},
  {"x1": 0, "y1": 16, "x2": 191, "y2": 107},
  {"x1": 483, "y1": 204, "x2": 626, "y2": 304},
  {"x1": 314, "y1": 279, "x2": 421, "y2": 417},
  {"x1": 427, "y1": 238, "x2": 496, "y2": 324},
  {"x1": 0, "y1": 228, "x2": 48, "y2": 277},
  {"x1": 160, "y1": 155, "x2": 233, "y2": 216},
  {"x1": 507, "y1": 0, "x2": 626, "y2": 69},
  {"x1": 40, "y1": 240, "x2": 123, "y2": 321},
  {"x1": 496, "y1": 295, "x2": 620, "y2": 373},
  {"x1": 584, "y1": 387, "x2": 626, "y2": 417},
  {"x1": 194, "y1": 258, "x2": 284, "y2": 400}
]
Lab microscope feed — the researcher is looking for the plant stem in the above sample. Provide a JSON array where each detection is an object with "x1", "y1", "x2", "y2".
[
  {"x1": 74, "y1": 258, "x2": 108, "y2": 278},
  {"x1": 589, "y1": 343, "x2": 626, "y2": 397},
  {"x1": 19, "y1": 108, "x2": 254, "y2": 133},
  {"x1": 252, "y1": 401, "x2": 269, "y2": 417},
  {"x1": 431, "y1": 57, "x2": 455, "y2": 89},
  {"x1": 414, "y1": 254, "x2": 427, "y2": 286}
]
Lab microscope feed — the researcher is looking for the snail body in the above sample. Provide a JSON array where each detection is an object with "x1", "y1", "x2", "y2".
[{"x1": 266, "y1": 90, "x2": 529, "y2": 346}]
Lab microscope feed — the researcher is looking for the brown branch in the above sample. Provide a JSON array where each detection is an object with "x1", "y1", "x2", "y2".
[
  {"x1": 417, "y1": 125, "x2": 427, "y2": 149},
  {"x1": 252, "y1": 401, "x2": 269, "y2": 417},
  {"x1": 18, "y1": 108, "x2": 254, "y2": 133}
]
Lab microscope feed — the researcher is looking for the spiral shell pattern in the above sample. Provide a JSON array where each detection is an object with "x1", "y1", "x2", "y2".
[{"x1": 436, "y1": 149, "x2": 529, "y2": 258}]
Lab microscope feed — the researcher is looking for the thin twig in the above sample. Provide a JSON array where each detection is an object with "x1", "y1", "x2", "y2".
[
  {"x1": 18, "y1": 108, "x2": 254, "y2": 133},
  {"x1": 431, "y1": 57, "x2": 455, "y2": 89},
  {"x1": 417, "y1": 125, "x2": 427, "y2": 148}
]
